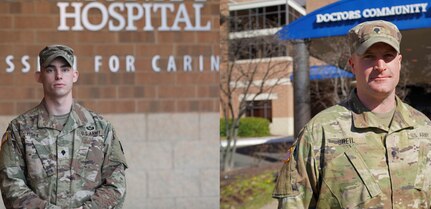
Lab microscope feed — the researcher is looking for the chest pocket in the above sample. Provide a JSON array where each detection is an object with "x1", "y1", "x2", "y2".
[
  {"x1": 26, "y1": 137, "x2": 56, "y2": 180},
  {"x1": 323, "y1": 146, "x2": 382, "y2": 208},
  {"x1": 75, "y1": 134, "x2": 106, "y2": 183}
]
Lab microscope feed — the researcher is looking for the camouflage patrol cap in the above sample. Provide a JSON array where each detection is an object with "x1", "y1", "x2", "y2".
[
  {"x1": 348, "y1": 20, "x2": 402, "y2": 55},
  {"x1": 39, "y1": 45, "x2": 74, "y2": 68}
]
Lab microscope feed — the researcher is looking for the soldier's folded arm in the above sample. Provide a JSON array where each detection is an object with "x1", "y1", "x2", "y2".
[
  {"x1": 0, "y1": 125, "x2": 62, "y2": 209},
  {"x1": 82, "y1": 126, "x2": 128, "y2": 209}
]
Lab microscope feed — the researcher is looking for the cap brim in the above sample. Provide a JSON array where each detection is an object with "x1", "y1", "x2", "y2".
[
  {"x1": 355, "y1": 37, "x2": 400, "y2": 55},
  {"x1": 42, "y1": 54, "x2": 73, "y2": 68}
]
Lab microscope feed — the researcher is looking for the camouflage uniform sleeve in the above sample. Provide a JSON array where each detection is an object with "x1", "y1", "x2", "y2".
[
  {"x1": 83, "y1": 125, "x2": 128, "y2": 209},
  {"x1": 273, "y1": 127, "x2": 319, "y2": 209},
  {"x1": 0, "y1": 124, "x2": 61, "y2": 209}
]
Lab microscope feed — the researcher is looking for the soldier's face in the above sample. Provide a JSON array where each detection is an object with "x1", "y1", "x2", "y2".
[
  {"x1": 349, "y1": 42, "x2": 402, "y2": 100},
  {"x1": 36, "y1": 57, "x2": 79, "y2": 100}
]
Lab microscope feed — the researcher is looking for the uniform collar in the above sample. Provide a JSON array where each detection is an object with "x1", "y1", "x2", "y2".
[
  {"x1": 348, "y1": 90, "x2": 414, "y2": 132},
  {"x1": 37, "y1": 100, "x2": 88, "y2": 132}
]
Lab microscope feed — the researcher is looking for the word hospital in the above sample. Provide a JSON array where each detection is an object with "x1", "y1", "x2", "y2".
[{"x1": 57, "y1": 1, "x2": 211, "y2": 31}]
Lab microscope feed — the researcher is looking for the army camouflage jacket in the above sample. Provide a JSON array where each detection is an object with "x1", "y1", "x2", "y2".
[
  {"x1": 273, "y1": 90, "x2": 431, "y2": 209},
  {"x1": 0, "y1": 101, "x2": 128, "y2": 209}
]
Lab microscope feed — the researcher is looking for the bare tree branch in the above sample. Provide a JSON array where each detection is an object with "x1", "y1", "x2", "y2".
[{"x1": 220, "y1": 18, "x2": 291, "y2": 171}]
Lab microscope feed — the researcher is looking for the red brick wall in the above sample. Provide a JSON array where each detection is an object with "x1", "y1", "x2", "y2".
[
  {"x1": 306, "y1": 0, "x2": 337, "y2": 13},
  {"x1": 0, "y1": 0, "x2": 219, "y2": 115}
]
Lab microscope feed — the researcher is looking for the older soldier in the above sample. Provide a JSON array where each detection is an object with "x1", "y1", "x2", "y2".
[
  {"x1": 273, "y1": 20, "x2": 431, "y2": 208},
  {"x1": 0, "y1": 45, "x2": 128, "y2": 209}
]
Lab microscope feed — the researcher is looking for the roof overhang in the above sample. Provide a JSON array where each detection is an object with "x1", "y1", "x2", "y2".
[
  {"x1": 277, "y1": 0, "x2": 431, "y2": 84},
  {"x1": 277, "y1": 0, "x2": 431, "y2": 40}
]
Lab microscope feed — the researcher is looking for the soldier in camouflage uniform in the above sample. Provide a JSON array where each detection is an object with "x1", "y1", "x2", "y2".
[
  {"x1": 0, "y1": 45, "x2": 128, "y2": 209},
  {"x1": 273, "y1": 20, "x2": 431, "y2": 208}
]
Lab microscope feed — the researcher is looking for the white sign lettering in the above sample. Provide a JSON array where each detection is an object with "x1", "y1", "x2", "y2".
[
  {"x1": 109, "y1": 56, "x2": 120, "y2": 73},
  {"x1": 316, "y1": 3, "x2": 428, "y2": 23},
  {"x1": 6, "y1": 56, "x2": 15, "y2": 73},
  {"x1": 316, "y1": 10, "x2": 361, "y2": 23},
  {"x1": 22, "y1": 56, "x2": 30, "y2": 73},
  {"x1": 95, "y1": 55, "x2": 103, "y2": 73},
  {"x1": 7, "y1": 1, "x2": 218, "y2": 74},
  {"x1": 151, "y1": 55, "x2": 219, "y2": 73},
  {"x1": 3, "y1": 55, "x2": 220, "y2": 74},
  {"x1": 57, "y1": 1, "x2": 211, "y2": 31},
  {"x1": 152, "y1": 55, "x2": 161, "y2": 72},
  {"x1": 126, "y1": 55, "x2": 135, "y2": 72}
]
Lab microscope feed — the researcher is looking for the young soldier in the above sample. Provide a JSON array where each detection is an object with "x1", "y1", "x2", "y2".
[
  {"x1": 0, "y1": 45, "x2": 128, "y2": 209},
  {"x1": 273, "y1": 20, "x2": 431, "y2": 208}
]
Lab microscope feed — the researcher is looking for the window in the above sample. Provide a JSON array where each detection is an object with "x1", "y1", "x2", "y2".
[
  {"x1": 229, "y1": 4, "x2": 303, "y2": 32},
  {"x1": 229, "y1": 36, "x2": 288, "y2": 61},
  {"x1": 228, "y1": 4, "x2": 303, "y2": 60},
  {"x1": 266, "y1": 5, "x2": 286, "y2": 28},
  {"x1": 245, "y1": 100, "x2": 273, "y2": 122}
]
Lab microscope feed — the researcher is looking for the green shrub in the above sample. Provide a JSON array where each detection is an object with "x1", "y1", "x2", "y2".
[
  {"x1": 220, "y1": 117, "x2": 270, "y2": 137},
  {"x1": 238, "y1": 117, "x2": 270, "y2": 137}
]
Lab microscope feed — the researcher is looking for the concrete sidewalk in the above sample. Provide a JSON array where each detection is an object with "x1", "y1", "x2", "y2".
[
  {"x1": 261, "y1": 199, "x2": 278, "y2": 209},
  {"x1": 220, "y1": 135, "x2": 294, "y2": 148}
]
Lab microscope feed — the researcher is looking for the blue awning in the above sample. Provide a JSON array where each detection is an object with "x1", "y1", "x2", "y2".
[
  {"x1": 278, "y1": 0, "x2": 431, "y2": 40},
  {"x1": 290, "y1": 65, "x2": 355, "y2": 81}
]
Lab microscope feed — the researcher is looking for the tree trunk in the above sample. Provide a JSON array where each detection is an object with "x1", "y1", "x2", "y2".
[{"x1": 221, "y1": 117, "x2": 240, "y2": 171}]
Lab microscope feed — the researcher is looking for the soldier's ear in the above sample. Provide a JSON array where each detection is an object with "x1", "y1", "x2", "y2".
[
  {"x1": 72, "y1": 70, "x2": 79, "y2": 83},
  {"x1": 35, "y1": 71, "x2": 42, "y2": 83},
  {"x1": 348, "y1": 57, "x2": 356, "y2": 75}
]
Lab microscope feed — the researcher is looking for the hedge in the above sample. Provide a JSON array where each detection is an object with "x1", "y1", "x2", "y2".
[{"x1": 220, "y1": 117, "x2": 270, "y2": 137}]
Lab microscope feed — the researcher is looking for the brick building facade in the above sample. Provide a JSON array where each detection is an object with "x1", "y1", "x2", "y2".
[
  {"x1": 0, "y1": 0, "x2": 219, "y2": 208},
  {"x1": 221, "y1": 0, "x2": 306, "y2": 136}
]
